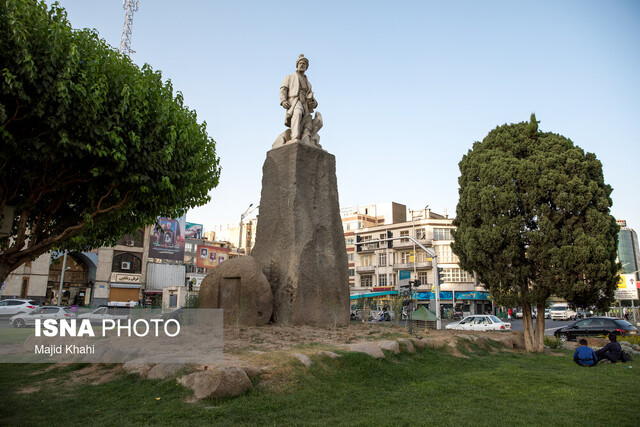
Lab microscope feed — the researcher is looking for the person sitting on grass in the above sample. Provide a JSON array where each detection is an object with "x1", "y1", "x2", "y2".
[
  {"x1": 595, "y1": 333, "x2": 623, "y2": 364},
  {"x1": 573, "y1": 338, "x2": 598, "y2": 367}
]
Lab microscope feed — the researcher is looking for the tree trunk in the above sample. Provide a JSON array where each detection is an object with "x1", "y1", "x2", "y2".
[{"x1": 522, "y1": 300, "x2": 545, "y2": 352}]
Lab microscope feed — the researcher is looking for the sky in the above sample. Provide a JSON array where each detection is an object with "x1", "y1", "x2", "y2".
[{"x1": 47, "y1": 0, "x2": 640, "y2": 231}]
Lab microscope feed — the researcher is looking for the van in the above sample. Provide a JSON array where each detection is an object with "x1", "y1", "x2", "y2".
[{"x1": 549, "y1": 303, "x2": 577, "y2": 321}]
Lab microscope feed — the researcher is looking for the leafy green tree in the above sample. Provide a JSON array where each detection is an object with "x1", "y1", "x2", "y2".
[
  {"x1": 0, "y1": 1, "x2": 220, "y2": 282},
  {"x1": 452, "y1": 114, "x2": 619, "y2": 352}
]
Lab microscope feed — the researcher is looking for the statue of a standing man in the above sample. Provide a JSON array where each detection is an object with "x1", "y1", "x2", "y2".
[{"x1": 280, "y1": 54, "x2": 318, "y2": 144}]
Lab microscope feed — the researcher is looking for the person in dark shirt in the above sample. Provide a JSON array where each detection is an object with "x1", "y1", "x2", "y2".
[
  {"x1": 595, "y1": 333, "x2": 623, "y2": 363},
  {"x1": 574, "y1": 339, "x2": 598, "y2": 367}
]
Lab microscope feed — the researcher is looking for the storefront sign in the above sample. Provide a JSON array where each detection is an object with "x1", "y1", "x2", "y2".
[
  {"x1": 372, "y1": 287, "x2": 393, "y2": 292},
  {"x1": 110, "y1": 273, "x2": 141, "y2": 284},
  {"x1": 417, "y1": 291, "x2": 491, "y2": 301}
]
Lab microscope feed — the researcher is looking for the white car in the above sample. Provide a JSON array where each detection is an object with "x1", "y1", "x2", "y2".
[
  {"x1": 77, "y1": 307, "x2": 129, "y2": 323},
  {"x1": 10, "y1": 306, "x2": 76, "y2": 327},
  {"x1": 0, "y1": 299, "x2": 39, "y2": 318},
  {"x1": 445, "y1": 315, "x2": 511, "y2": 331},
  {"x1": 550, "y1": 304, "x2": 577, "y2": 320}
]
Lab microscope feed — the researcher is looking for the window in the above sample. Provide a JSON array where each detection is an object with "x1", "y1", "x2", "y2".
[
  {"x1": 349, "y1": 269, "x2": 355, "y2": 277},
  {"x1": 418, "y1": 272, "x2": 428, "y2": 285},
  {"x1": 400, "y1": 230, "x2": 410, "y2": 242},
  {"x1": 415, "y1": 250, "x2": 428, "y2": 263},
  {"x1": 185, "y1": 243, "x2": 193, "y2": 252},
  {"x1": 389, "y1": 273, "x2": 396, "y2": 286},
  {"x1": 346, "y1": 237, "x2": 355, "y2": 246},
  {"x1": 443, "y1": 268, "x2": 472, "y2": 282},
  {"x1": 416, "y1": 228, "x2": 426, "y2": 240},
  {"x1": 169, "y1": 293, "x2": 177, "y2": 308},
  {"x1": 399, "y1": 251, "x2": 412, "y2": 264},
  {"x1": 360, "y1": 255, "x2": 373, "y2": 266},
  {"x1": 361, "y1": 275, "x2": 373, "y2": 287},
  {"x1": 435, "y1": 244, "x2": 458, "y2": 263},
  {"x1": 348, "y1": 253, "x2": 355, "y2": 262},
  {"x1": 378, "y1": 274, "x2": 387, "y2": 287},
  {"x1": 378, "y1": 252, "x2": 387, "y2": 267},
  {"x1": 433, "y1": 228, "x2": 454, "y2": 240}
]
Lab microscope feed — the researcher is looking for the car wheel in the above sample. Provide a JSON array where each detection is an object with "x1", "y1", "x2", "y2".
[
  {"x1": 558, "y1": 333, "x2": 568, "y2": 342},
  {"x1": 13, "y1": 318, "x2": 25, "y2": 328}
]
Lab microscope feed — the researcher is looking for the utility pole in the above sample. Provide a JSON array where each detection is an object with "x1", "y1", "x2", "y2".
[
  {"x1": 119, "y1": 0, "x2": 139, "y2": 56},
  {"x1": 57, "y1": 252, "x2": 68, "y2": 306}
]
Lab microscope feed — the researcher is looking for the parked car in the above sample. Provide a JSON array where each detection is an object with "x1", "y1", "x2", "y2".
[
  {"x1": 544, "y1": 309, "x2": 551, "y2": 319},
  {"x1": 10, "y1": 306, "x2": 76, "y2": 327},
  {"x1": 515, "y1": 309, "x2": 537, "y2": 319},
  {"x1": 0, "y1": 299, "x2": 39, "y2": 318},
  {"x1": 576, "y1": 309, "x2": 593, "y2": 319},
  {"x1": 445, "y1": 315, "x2": 511, "y2": 331},
  {"x1": 553, "y1": 317, "x2": 638, "y2": 341},
  {"x1": 550, "y1": 304, "x2": 577, "y2": 320},
  {"x1": 77, "y1": 307, "x2": 130, "y2": 323}
]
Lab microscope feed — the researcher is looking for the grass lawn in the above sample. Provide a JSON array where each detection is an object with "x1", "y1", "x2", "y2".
[{"x1": 0, "y1": 342, "x2": 638, "y2": 426}]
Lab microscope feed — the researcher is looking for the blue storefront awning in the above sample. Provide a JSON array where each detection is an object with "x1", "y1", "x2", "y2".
[{"x1": 350, "y1": 291, "x2": 399, "y2": 300}]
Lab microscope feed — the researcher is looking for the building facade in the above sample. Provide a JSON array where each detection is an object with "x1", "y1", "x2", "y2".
[{"x1": 348, "y1": 203, "x2": 491, "y2": 316}]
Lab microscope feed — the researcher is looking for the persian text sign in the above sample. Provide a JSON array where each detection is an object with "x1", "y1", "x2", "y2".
[{"x1": 615, "y1": 274, "x2": 638, "y2": 300}]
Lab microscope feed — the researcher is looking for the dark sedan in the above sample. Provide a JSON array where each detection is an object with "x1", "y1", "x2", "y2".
[{"x1": 553, "y1": 317, "x2": 638, "y2": 341}]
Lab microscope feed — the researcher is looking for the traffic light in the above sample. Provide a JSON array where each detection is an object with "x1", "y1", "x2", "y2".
[
  {"x1": 188, "y1": 278, "x2": 195, "y2": 291},
  {"x1": 387, "y1": 230, "x2": 393, "y2": 248},
  {"x1": 356, "y1": 235, "x2": 362, "y2": 252},
  {"x1": 437, "y1": 267, "x2": 444, "y2": 284}
]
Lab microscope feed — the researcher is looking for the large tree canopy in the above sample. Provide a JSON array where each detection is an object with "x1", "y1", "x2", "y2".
[
  {"x1": 452, "y1": 115, "x2": 619, "y2": 352},
  {"x1": 0, "y1": 1, "x2": 220, "y2": 280}
]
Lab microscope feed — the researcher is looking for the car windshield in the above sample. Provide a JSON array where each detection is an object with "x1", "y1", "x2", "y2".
[
  {"x1": 613, "y1": 319, "x2": 635, "y2": 329},
  {"x1": 31, "y1": 308, "x2": 44, "y2": 314},
  {"x1": 489, "y1": 315, "x2": 502, "y2": 323},
  {"x1": 63, "y1": 308, "x2": 74, "y2": 313},
  {"x1": 552, "y1": 307, "x2": 567, "y2": 311}
]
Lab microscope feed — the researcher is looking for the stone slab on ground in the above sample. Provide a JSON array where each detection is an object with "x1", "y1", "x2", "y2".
[
  {"x1": 178, "y1": 368, "x2": 252, "y2": 399},
  {"x1": 348, "y1": 342, "x2": 385, "y2": 359}
]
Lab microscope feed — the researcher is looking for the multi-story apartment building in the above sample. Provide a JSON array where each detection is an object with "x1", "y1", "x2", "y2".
[{"x1": 349, "y1": 203, "x2": 492, "y2": 316}]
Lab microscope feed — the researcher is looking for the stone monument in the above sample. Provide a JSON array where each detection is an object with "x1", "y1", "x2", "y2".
[
  {"x1": 199, "y1": 256, "x2": 273, "y2": 326},
  {"x1": 252, "y1": 55, "x2": 349, "y2": 325}
]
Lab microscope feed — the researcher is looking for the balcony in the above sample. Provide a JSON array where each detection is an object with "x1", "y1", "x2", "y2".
[
  {"x1": 393, "y1": 261, "x2": 432, "y2": 271},
  {"x1": 356, "y1": 265, "x2": 376, "y2": 273}
]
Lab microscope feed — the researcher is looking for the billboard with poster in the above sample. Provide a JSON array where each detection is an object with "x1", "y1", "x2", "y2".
[
  {"x1": 149, "y1": 216, "x2": 186, "y2": 261},
  {"x1": 196, "y1": 245, "x2": 230, "y2": 268},
  {"x1": 185, "y1": 222, "x2": 203, "y2": 239}
]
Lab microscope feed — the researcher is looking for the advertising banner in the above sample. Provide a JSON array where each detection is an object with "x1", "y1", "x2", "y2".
[
  {"x1": 185, "y1": 222, "x2": 203, "y2": 239},
  {"x1": 399, "y1": 270, "x2": 411, "y2": 288},
  {"x1": 615, "y1": 274, "x2": 638, "y2": 300},
  {"x1": 196, "y1": 245, "x2": 230, "y2": 268},
  {"x1": 149, "y1": 216, "x2": 186, "y2": 261}
]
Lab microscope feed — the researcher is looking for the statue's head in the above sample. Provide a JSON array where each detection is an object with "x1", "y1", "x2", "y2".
[{"x1": 296, "y1": 54, "x2": 309, "y2": 71}]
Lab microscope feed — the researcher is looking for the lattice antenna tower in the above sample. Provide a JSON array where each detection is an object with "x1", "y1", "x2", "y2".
[{"x1": 118, "y1": 0, "x2": 139, "y2": 55}]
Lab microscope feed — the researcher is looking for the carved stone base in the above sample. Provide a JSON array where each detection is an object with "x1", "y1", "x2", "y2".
[{"x1": 252, "y1": 143, "x2": 349, "y2": 325}]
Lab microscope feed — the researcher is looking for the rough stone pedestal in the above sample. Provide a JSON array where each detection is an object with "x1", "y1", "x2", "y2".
[{"x1": 251, "y1": 142, "x2": 349, "y2": 325}]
